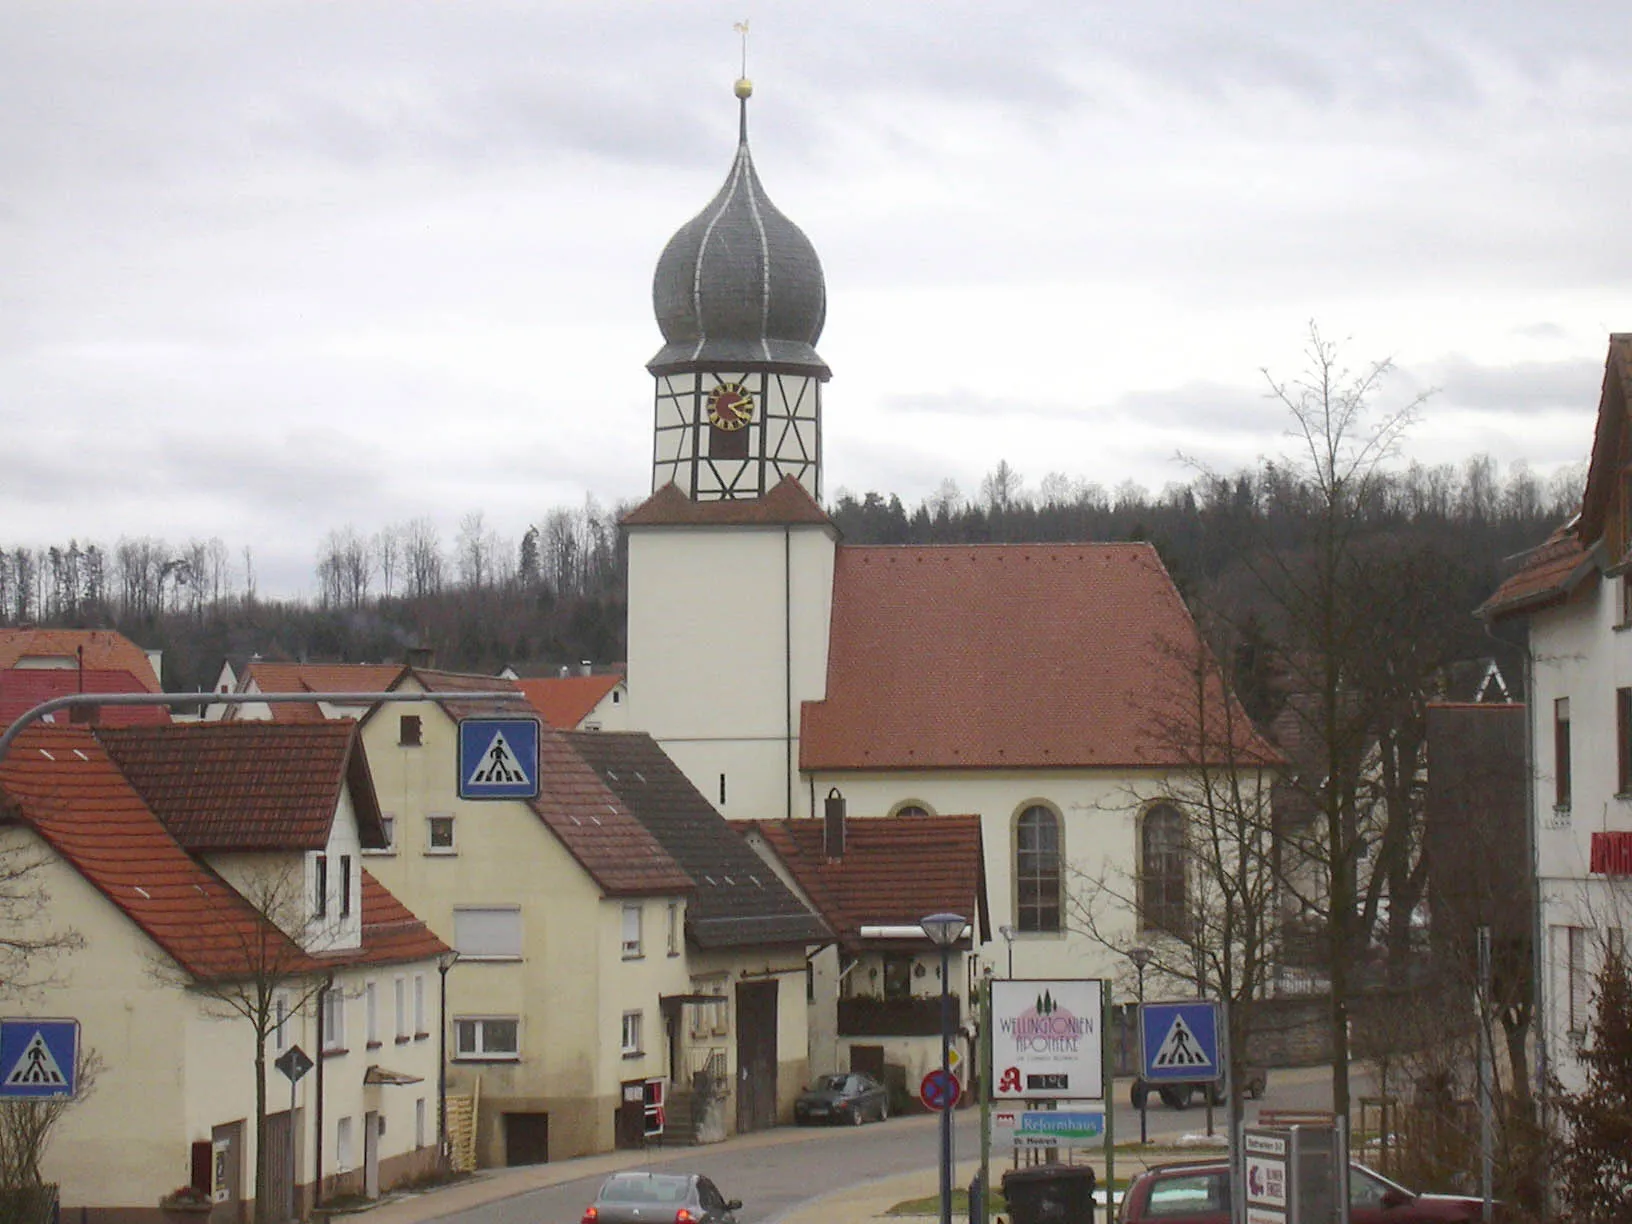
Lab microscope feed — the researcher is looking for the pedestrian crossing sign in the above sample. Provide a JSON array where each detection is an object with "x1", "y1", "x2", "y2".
[
  {"x1": 0, "y1": 1019, "x2": 78, "y2": 1098},
  {"x1": 458, "y1": 717, "x2": 542, "y2": 800},
  {"x1": 1139, "y1": 1001, "x2": 1221, "y2": 1083}
]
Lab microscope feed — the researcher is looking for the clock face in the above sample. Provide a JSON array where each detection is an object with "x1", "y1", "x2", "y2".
[{"x1": 706, "y1": 380, "x2": 755, "y2": 431}]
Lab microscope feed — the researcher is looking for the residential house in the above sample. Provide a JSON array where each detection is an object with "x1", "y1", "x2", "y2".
[
  {"x1": 743, "y1": 812, "x2": 987, "y2": 1096},
  {"x1": 0, "y1": 721, "x2": 446, "y2": 1219},
  {"x1": 517, "y1": 670, "x2": 629, "y2": 731},
  {"x1": 562, "y1": 730, "x2": 830, "y2": 1137},
  {"x1": 0, "y1": 667, "x2": 171, "y2": 729},
  {"x1": 1479, "y1": 334, "x2": 1632, "y2": 1093},
  {"x1": 0, "y1": 627, "x2": 162, "y2": 689}
]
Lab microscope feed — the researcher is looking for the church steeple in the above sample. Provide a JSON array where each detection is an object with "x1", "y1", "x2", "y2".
[{"x1": 647, "y1": 78, "x2": 829, "y2": 502}]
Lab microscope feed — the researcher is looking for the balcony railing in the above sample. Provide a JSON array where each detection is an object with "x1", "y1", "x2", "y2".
[{"x1": 838, "y1": 995, "x2": 960, "y2": 1037}]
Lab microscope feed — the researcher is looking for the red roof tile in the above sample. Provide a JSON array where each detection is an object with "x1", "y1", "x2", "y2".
[
  {"x1": 0, "y1": 725, "x2": 317, "y2": 982},
  {"x1": 801, "y1": 544, "x2": 1279, "y2": 771},
  {"x1": 516, "y1": 675, "x2": 624, "y2": 729},
  {"x1": 0, "y1": 630, "x2": 160, "y2": 692},
  {"x1": 748, "y1": 815, "x2": 987, "y2": 950},
  {"x1": 1575, "y1": 335, "x2": 1632, "y2": 547},
  {"x1": 349, "y1": 870, "x2": 450, "y2": 967},
  {"x1": 621, "y1": 478, "x2": 835, "y2": 528},
  {"x1": 0, "y1": 669, "x2": 171, "y2": 731},
  {"x1": 96, "y1": 721, "x2": 386, "y2": 852},
  {"x1": 238, "y1": 662, "x2": 407, "y2": 723},
  {"x1": 1479, "y1": 523, "x2": 1596, "y2": 620}
]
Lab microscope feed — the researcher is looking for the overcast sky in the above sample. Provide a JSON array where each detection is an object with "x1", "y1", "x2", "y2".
[{"x1": 4, "y1": 2, "x2": 1629, "y2": 599}]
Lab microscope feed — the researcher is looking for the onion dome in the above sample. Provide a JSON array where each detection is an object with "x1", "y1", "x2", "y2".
[{"x1": 649, "y1": 79, "x2": 829, "y2": 378}]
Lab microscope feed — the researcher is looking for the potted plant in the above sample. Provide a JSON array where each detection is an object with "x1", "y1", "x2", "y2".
[{"x1": 159, "y1": 1185, "x2": 213, "y2": 1214}]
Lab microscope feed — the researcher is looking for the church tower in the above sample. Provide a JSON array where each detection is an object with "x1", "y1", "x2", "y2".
[
  {"x1": 625, "y1": 78, "x2": 837, "y2": 824},
  {"x1": 647, "y1": 77, "x2": 829, "y2": 502}
]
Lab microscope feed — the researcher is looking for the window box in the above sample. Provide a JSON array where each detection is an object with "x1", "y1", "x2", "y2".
[{"x1": 838, "y1": 995, "x2": 958, "y2": 1037}]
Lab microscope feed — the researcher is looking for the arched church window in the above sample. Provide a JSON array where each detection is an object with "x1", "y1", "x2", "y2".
[
  {"x1": 1015, "y1": 805, "x2": 1061, "y2": 933},
  {"x1": 1140, "y1": 803, "x2": 1187, "y2": 937},
  {"x1": 892, "y1": 802, "x2": 932, "y2": 819}
]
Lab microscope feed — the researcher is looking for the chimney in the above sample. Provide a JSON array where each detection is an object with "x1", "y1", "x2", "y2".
[
  {"x1": 579, "y1": 660, "x2": 593, "y2": 677},
  {"x1": 406, "y1": 646, "x2": 435, "y2": 670},
  {"x1": 824, "y1": 788, "x2": 846, "y2": 861},
  {"x1": 70, "y1": 703, "x2": 100, "y2": 726}
]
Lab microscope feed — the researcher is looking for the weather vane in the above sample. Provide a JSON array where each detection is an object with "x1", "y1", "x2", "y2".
[
  {"x1": 734, "y1": 19, "x2": 750, "y2": 79},
  {"x1": 733, "y1": 19, "x2": 753, "y2": 101}
]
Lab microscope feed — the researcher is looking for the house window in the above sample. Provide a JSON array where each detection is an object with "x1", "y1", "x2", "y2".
[
  {"x1": 314, "y1": 854, "x2": 328, "y2": 918},
  {"x1": 719, "y1": 774, "x2": 727, "y2": 806},
  {"x1": 1555, "y1": 698, "x2": 1572, "y2": 809},
  {"x1": 883, "y1": 954, "x2": 913, "y2": 1000},
  {"x1": 453, "y1": 906, "x2": 522, "y2": 960},
  {"x1": 1567, "y1": 925, "x2": 1588, "y2": 1035},
  {"x1": 394, "y1": 976, "x2": 408, "y2": 1041},
  {"x1": 415, "y1": 1098, "x2": 426, "y2": 1149},
  {"x1": 1015, "y1": 805, "x2": 1061, "y2": 933},
  {"x1": 621, "y1": 1010, "x2": 644, "y2": 1056},
  {"x1": 366, "y1": 814, "x2": 397, "y2": 856},
  {"x1": 340, "y1": 855, "x2": 353, "y2": 917},
  {"x1": 1619, "y1": 690, "x2": 1632, "y2": 795},
  {"x1": 454, "y1": 1017, "x2": 519, "y2": 1060},
  {"x1": 1141, "y1": 803, "x2": 1188, "y2": 937},
  {"x1": 1622, "y1": 574, "x2": 1632, "y2": 627},
  {"x1": 364, "y1": 980, "x2": 379, "y2": 1047},
  {"x1": 667, "y1": 901, "x2": 680, "y2": 956},
  {"x1": 322, "y1": 989, "x2": 346, "y2": 1053},
  {"x1": 413, "y1": 974, "x2": 427, "y2": 1037},
  {"x1": 273, "y1": 991, "x2": 290, "y2": 1051},
  {"x1": 893, "y1": 802, "x2": 932, "y2": 818},
  {"x1": 400, "y1": 715, "x2": 422, "y2": 746},
  {"x1": 426, "y1": 815, "x2": 456, "y2": 855},
  {"x1": 622, "y1": 904, "x2": 644, "y2": 958},
  {"x1": 336, "y1": 1116, "x2": 354, "y2": 1173}
]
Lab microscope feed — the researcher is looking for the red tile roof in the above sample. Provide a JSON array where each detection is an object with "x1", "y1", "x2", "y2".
[
  {"x1": 621, "y1": 477, "x2": 835, "y2": 528},
  {"x1": 0, "y1": 630, "x2": 160, "y2": 692},
  {"x1": 393, "y1": 670, "x2": 694, "y2": 898},
  {"x1": 1575, "y1": 334, "x2": 1632, "y2": 547},
  {"x1": 351, "y1": 870, "x2": 450, "y2": 967},
  {"x1": 96, "y1": 721, "x2": 386, "y2": 852},
  {"x1": 0, "y1": 668, "x2": 171, "y2": 731},
  {"x1": 801, "y1": 544, "x2": 1280, "y2": 771},
  {"x1": 0, "y1": 724, "x2": 316, "y2": 981},
  {"x1": 1479, "y1": 523, "x2": 1596, "y2": 620},
  {"x1": 747, "y1": 815, "x2": 987, "y2": 950},
  {"x1": 516, "y1": 675, "x2": 624, "y2": 729},
  {"x1": 237, "y1": 662, "x2": 407, "y2": 723}
]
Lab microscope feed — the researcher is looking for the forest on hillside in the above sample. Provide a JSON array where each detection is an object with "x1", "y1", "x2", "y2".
[{"x1": 0, "y1": 451, "x2": 1575, "y2": 695}]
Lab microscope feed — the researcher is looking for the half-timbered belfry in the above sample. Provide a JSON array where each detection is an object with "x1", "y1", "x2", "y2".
[{"x1": 647, "y1": 76, "x2": 829, "y2": 501}]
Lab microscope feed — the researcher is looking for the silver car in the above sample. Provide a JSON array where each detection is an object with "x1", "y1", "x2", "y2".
[{"x1": 581, "y1": 1171, "x2": 742, "y2": 1224}]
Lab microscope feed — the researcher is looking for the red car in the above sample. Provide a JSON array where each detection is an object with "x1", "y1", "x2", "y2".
[{"x1": 1117, "y1": 1158, "x2": 1498, "y2": 1223}]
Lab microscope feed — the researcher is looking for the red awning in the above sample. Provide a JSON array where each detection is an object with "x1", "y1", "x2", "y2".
[{"x1": 1589, "y1": 831, "x2": 1632, "y2": 875}]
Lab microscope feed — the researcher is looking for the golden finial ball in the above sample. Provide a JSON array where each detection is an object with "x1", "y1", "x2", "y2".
[{"x1": 734, "y1": 77, "x2": 754, "y2": 100}]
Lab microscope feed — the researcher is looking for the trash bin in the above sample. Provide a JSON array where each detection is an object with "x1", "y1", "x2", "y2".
[{"x1": 1000, "y1": 1164, "x2": 1097, "y2": 1224}]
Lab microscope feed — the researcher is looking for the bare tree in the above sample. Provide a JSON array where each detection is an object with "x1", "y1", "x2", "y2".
[
  {"x1": 0, "y1": 1048, "x2": 101, "y2": 1192},
  {"x1": 374, "y1": 525, "x2": 401, "y2": 598},
  {"x1": 402, "y1": 518, "x2": 443, "y2": 599},
  {"x1": 456, "y1": 512, "x2": 496, "y2": 591}
]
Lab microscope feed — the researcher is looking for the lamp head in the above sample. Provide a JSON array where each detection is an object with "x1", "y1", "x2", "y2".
[
  {"x1": 920, "y1": 912, "x2": 969, "y2": 948},
  {"x1": 1128, "y1": 944, "x2": 1153, "y2": 970}
]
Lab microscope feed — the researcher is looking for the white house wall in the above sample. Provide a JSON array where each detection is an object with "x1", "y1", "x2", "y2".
[{"x1": 626, "y1": 524, "x2": 834, "y2": 822}]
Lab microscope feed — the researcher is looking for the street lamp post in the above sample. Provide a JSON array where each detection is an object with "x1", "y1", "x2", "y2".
[
  {"x1": 922, "y1": 912, "x2": 970, "y2": 1224},
  {"x1": 998, "y1": 924, "x2": 1015, "y2": 978},
  {"x1": 1128, "y1": 944, "x2": 1152, "y2": 1145}
]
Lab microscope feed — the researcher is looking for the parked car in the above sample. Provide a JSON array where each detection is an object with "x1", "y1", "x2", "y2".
[
  {"x1": 1129, "y1": 1066, "x2": 1268, "y2": 1109},
  {"x1": 1117, "y1": 1158, "x2": 1497, "y2": 1223},
  {"x1": 581, "y1": 1171, "x2": 741, "y2": 1224},
  {"x1": 793, "y1": 1071, "x2": 890, "y2": 1125}
]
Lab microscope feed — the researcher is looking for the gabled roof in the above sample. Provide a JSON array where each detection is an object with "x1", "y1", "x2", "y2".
[
  {"x1": 1575, "y1": 334, "x2": 1632, "y2": 547},
  {"x1": 0, "y1": 668, "x2": 171, "y2": 730},
  {"x1": 621, "y1": 477, "x2": 835, "y2": 529},
  {"x1": 747, "y1": 815, "x2": 988, "y2": 951},
  {"x1": 801, "y1": 544, "x2": 1279, "y2": 772},
  {"x1": 237, "y1": 662, "x2": 407, "y2": 722},
  {"x1": 96, "y1": 721, "x2": 387, "y2": 852},
  {"x1": 390, "y1": 670, "x2": 694, "y2": 898},
  {"x1": 516, "y1": 674, "x2": 624, "y2": 729},
  {"x1": 0, "y1": 725, "x2": 446, "y2": 981},
  {"x1": 564, "y1": 732, "x2": 830, "y2": 949},
  {"x1": 0, "y1": 725, "x2": 315, "y2": 981},
  {"x1": 0, "y1": 630, "x2": 160, "y2": 692}
]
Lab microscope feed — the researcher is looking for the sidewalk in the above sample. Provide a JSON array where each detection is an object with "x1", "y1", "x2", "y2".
[{"x1": 359, "y1": 1066, "x2": 1334, "y2": 1224}]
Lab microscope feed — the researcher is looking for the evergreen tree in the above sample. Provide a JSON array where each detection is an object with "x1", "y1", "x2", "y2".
[{"x1": 1553, "y1": 951, "x2": 1632, "y2": 1223}]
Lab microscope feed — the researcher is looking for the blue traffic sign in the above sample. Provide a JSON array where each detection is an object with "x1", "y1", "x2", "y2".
[
  {"x1": 1139, "y1": 1001, "x2": 1221, "y2": 1083},
  {"x1": 920, "y1": 1068, "x2": 962, "y2": 1111},
  {"x1": 0, "y1": 1018, "x2": 79, "y2": 1098},
  {"x1": 457, "y1": 717, "x2": 541, "y2": 800}
]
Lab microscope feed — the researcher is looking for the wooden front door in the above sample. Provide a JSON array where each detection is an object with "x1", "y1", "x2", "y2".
[
  {"x1": 264, "y1": 1110, "x2": 295, "y2": 1221},
  {"x1": 735, "y1": 980, "x2": 778, "y2": 1133}
]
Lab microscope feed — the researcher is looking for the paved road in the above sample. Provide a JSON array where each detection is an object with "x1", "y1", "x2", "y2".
[{"x1": 431, "y1": 1067, "x2": 1360, "y2": 1224}]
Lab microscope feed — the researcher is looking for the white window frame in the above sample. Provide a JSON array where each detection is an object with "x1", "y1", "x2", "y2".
[
  {"x1": 272, "y1": 990, "x2": 291, "y2": 1051},
  {"x1": 413, "y1": 973, "x2": 427, "y2": 1038},
  {"x1": 365, "y1": 980, "x2": 379, "y2": 1048},
  {"x1": 621, "y1": 1009, "x2": 644, "y2": 1056},
  {"x1": 425, "y1": 813, "x2": 456, "y2": 855},
  {"x1": 323, "y1": 988, "x2": 346, "y2": 1053},
  {"x1": 415, "y1": 1097, "x2": 426, "y2": 1149},
  {"x1": 336, "y1": 1116, "x2": 354, "y2": 1173},
  {"x1": 667, "y1": 901, "x2": 681, "y2": 956},
  {"x1": 622, "y1": 903, "x2": 644, "y2": 959},
  {"x1": 394, "y1": 975, "x2": 408, "y2": 1042},
  {"x1": 365, "y1": 813, "x2": 397, "y2": 857},
  {"x1": 453, "y1": 1016, "x2": 520, "y2": 1061},
  {"x1": 453, "y1": 905, "x2": 523, "y2": 961}
]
